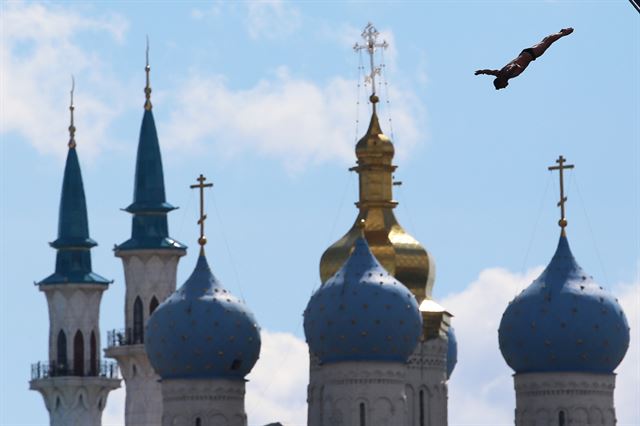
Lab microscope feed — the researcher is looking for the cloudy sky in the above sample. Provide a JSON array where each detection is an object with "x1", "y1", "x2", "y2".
[{"x1": 1, "y1": 1, "x2": 638, "y2": 425}]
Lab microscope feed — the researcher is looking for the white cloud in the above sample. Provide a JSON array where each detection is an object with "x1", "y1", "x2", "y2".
[
  {"x1": 161, "y1": 68, "x2": 423, "y2": 173},
  {"x1": 0, "y1": 2, "x2": 128, "y2": 160},
  {"x1": 245, "y1": 1, "x2": 301, "y2": 40},
  {"x1": 443, "y1": 267, "x2": 542, "y2": 425},
  {"x1": 613, "y1": 281, "x2": 640, "y2": 425},
  {"x1": 246, "y1": 330, "x2": 309, "y2": 425},
  {"x1": 102, "y1": 384, "x2": 125, "y2": 426}
]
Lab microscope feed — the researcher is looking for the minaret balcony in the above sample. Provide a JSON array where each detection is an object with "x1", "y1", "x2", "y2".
[
  {"x1": 106, "y1": 327, "x2": 144, "y2": 347},
  {"x1": 30, "y1": 360, "x2": 119, "y2": 380}
]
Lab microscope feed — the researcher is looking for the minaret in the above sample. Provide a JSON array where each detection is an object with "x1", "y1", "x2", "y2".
[
  {"x1": 317, "y1": 23, "x2": 456, "y2": 425},
  {"x1": 145, "y1": 174, "x2": 261, "y2": 426},
  {"x1": 305, "y1": 220, "x2": 423, "y2": 426},
  {"x1": 104, "y1": 42, "x2": 186, "y2": 426},
  {"x1": 30, "y1": 80, "x2": 120, "y2": 426},
  {"x1": 498, "y1": 156, "x2": 630, "y2": 425}
]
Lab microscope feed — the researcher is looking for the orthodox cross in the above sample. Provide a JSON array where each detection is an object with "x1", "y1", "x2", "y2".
[
  {"x1": 144, "y1": 36, "x2": 152, "y2": 111},
  {"x1": 68, "y1": 75, "x2": 76, "y2": 148},
  {"x1": 548, "y1": 155, "x2": 574, "y2": 233},
  {"x1": 353, "y1": 22, "x2": 388, "y2": 109},
  {"x1": 190, "y1": 174, "x2": 213, "y2": 255}
]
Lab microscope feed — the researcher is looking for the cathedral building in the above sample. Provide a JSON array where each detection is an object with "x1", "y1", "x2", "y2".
[{"x1": 29, "y1": 23, "x2": 629, "y2": 426}]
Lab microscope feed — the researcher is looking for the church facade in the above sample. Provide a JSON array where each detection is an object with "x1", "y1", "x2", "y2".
[{"x1": 30, "y1": 23, "x2": 629, "y2": 426}]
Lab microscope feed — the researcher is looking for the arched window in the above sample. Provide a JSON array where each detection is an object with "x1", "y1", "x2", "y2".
[
  {"x1": 195, "y1": 418, "x2": 202, "y2": 426},
  {"x1": 559, "y1": 411, "x2": 565, "y2": 426},
  {"x1": 359, "y1": 402, "x2": 366, "y2": 426},
  {"x1": 133, "y1": 296, "x2": 144, "y2": 344},
  {"x1": 56, "y1": 330, "x2": 67, "y2": 374},
  {"x1": 73, "y1": 331, "x2": 84, "y2": 376},
  {"x1": 150, "y1": 296, "x2": 159, "y2": 315},
  {"x1": 419, "y1": 390, "x2": 425, "y2": 426},
  {"x1": 90, "y1": 331, "x2": 97, "y2": 376}
]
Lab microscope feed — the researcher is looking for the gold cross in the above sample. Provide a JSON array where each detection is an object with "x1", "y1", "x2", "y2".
[
  {"x1": 190, "y1": 174, "x2": 213, "y2": 255},
  {"x1": 548, "y1": 155, "x2": 574, "y2": 234},
  {"x1": 353, "y1": 23, "x2": 388, "y2": 109}
]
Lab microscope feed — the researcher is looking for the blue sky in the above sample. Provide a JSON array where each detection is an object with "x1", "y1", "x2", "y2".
[{"x1": 1, "y1": 1, "x2": 638, "y2": 425}]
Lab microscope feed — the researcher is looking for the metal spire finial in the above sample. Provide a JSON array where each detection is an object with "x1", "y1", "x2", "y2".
[
  {"x1": 548, "y1": 155, "x2": 575, "y2": 235},
  {"x1": 144, "y1": 36, "x2": 152, "y2": 111},
  {"x1": 68, "y1": 75, "x2": 76, "y2": 149},
  {"x1": 354, "y1": 22, "x2": 388, "y2": 113},
  {"x1": 190, "y1": 174, "x2": 214, "y2": 256}
]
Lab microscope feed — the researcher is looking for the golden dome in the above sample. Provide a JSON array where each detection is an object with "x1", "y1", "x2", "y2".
[{"x1": 319, "y1": 111, "x2": 436, "y2": 303}]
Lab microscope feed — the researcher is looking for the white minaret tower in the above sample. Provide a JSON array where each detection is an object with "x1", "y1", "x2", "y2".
[
  {"x1": 30, "y1": 81, "x2": 120, "y2": 426},
  {"x1": 145, "y1": 174, "x2": 262, "y2": 426},
  {"x1": 498, "y1": 157, "x2": 630, "y2": 425},
  {"x1": 305, "y1": 221, "x2": 424, "y2": 426},
  {"x1": 104, "y1": 44, "x2": 186, "y2": 426}
]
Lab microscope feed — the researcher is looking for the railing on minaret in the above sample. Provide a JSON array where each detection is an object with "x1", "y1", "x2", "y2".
[
  {"x1": 354, "y1": 22, "x2": 388, "y2": 111},
  {"x1": 548, "y1": 155, "x2": 574, "y2": 235}
]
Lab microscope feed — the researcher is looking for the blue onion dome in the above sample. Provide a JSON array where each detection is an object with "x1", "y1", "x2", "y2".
[
  {"x1": 145, "y1": 255, "x2": 261, "y2": 380},
  {"x1": 499, "y1": 234, "x2": 629, "y2": 374},
  {"x1": 446, "y1": 326, "x2": 457, "y2": 379},
  {"x1": 304, "y1": 235, "x2": 422, "y2": 364}
]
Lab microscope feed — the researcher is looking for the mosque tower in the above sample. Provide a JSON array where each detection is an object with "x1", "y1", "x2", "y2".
[
  {"x1": 29, "y1": 81, "x2": 120, "y2": 426},
  {"x1": 498, "y1": 156, "x2": 630, "y2": 426},
  {"x1": 305, "y1": 220, "x2": 423, "y2": 426},
  {"x1": 145, "y1": 174, "x2": 262, "y2": 426},
  {"x1": 316, "y1": 23, "x2": 456, "y2": 425},
  {"x1": 104, "y1": 45, "x2": 186, "y2": 426}
]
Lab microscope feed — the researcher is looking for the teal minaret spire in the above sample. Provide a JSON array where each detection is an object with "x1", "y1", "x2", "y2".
[
  {"x1": 31, "y1": 79, "x2": 120, "y2": 426},
  {"x1": 105, "y1": 44, "x2": 186, "y2": 426},
  {"x1": 116, "y1": 41, "x2": 185, "y2": 252},
  {"x1": 39, "y1": 79, "x2": 109, "y2": 286}
]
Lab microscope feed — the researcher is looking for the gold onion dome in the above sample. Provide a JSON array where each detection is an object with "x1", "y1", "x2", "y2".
[{"x1": 319, "y1": 106, "x2": 445, "y2": 338}]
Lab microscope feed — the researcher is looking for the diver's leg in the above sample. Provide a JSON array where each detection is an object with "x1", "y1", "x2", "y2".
[{"x1": 530, "y1": 28, "x2": 573, "y2": 57}]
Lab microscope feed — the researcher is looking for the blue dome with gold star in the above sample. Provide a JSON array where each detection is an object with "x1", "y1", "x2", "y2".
[
  {"x1": 304, "y1": 235, "x2": 422, "y2": 364},
  {"x1": 498, "y1": 234, "x2": 629, "y2": 374},
  {"x1": 145, "y1": 254, "x2": 261, "y2": 380}
]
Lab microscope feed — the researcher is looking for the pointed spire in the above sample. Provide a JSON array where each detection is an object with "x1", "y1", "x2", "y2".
[
  {"x1": 68, "y1": 75, "x2": 76, "y2": 148},
  {"x1": 117, "y1": 42, "x2": 185, "y2": 252},
  {"x1": 144, "y1": 35, "x2": 152, "y2": 111},
  {"x1": 39, "y1": 88, "x2": 109, "y2": 285}
]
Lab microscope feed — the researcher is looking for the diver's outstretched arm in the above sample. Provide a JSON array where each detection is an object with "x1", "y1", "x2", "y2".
[{"x1": 475, "y1": 69, "x2": 500, "y2": 76}]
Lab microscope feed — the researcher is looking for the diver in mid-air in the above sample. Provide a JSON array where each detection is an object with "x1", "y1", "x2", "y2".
[{"x1": 475, "y1": 28, "x2": 574, "y2": 90}]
